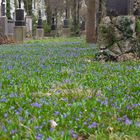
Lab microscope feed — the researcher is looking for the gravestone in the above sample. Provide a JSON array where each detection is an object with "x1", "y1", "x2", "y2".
[
  {"x1": 106, "y1": 0, "x2": 129, "y2": 16},
  {"x1": 36, "y1": 10, "x2": 44, "y2": 39},
  {"x1": 25, "y1": 16, "x2": 32, "y2": 37},
  {"x1": 1, "y1": 0, "x2": 6, "y2": 17},
  {"x1": 7, "y1": 20, "x2": 15, "y2": 39},
  {"x1": 14, "y1": 0, "x2": 26, "y2": 43}
]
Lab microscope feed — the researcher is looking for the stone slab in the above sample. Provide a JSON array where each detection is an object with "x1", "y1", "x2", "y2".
[
  {"x1": 14, "y1": 26, "x2": 26, "y2": 43},
  {"x1": 7, "y1": 20, "x2": 15, "y2": 38},
  {"x1": 106, "y1": 0, "x2": 129, "y2": 15},
  {"x1": 25, "y1": 16, "x2": 32, "y2": 37},
  {"x1": 0, "y1": 16, "x2": 8, "y2": 35},
  {"x1": 62, "y1": 28, "x2": 71, "y2": 37},
  {"x1": 36, "y1": 28, "x2": 44, "y2": 39}
]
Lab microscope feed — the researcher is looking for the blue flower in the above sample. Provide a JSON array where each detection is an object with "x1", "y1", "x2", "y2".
[
  {"x1": 2, "y1": 125, "x2": 7, "y2": 132},
  {"x1": 1, "y1": 98, "x2": 7, "y2": 102},
  {"x1": 54, "y1": 111, "x2": 59, "y2": 116},
  {"x1": 125, "y1": 118, "x2": 132, "y2": 125},
  {"x1": 31, "y1": 102, "x2": 42, "y2": 108},
  {"x1": 11, "y1": 130, "x2": 17, "y2": 135},
  {"x1": 88, "y1": 122, "x2": 98, "y2": 128},
  {"x1": 46, "y1": 138, "x2": 52, "y2": 140},
  {"x1": 72, "y1": 133, "x2": 78, "y2": 139},
  {"x1": 36, "y1": 133, "x2": 43, "y2": 140},
  {"x1": 4, "y1": 113, "x2": 8, "y2": 118},
  {"x1": 135, "y1": 122, "x2": 140, "y2": 127}
]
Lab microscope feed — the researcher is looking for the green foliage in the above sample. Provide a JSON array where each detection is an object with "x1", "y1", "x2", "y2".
[
  {"x1": 99, "y1": 24, "x2": 116, "y2": 46},
  {"x1": 119, "y1": 17, "x2": 133, "y2": 38},
  {"x1": 24, "y1": 0, "x2": 32, "y2": 16},
  {"x1": 136, "y1": 20, "x2": 140, "y2": 38},
  {"x1": 0, "y1": 38, "x2": 140, "y2": 139},
  {"x1": 70, "y1": 22, "x2": 80, "y2": 37},
  {"x1": 6, "y1": 0, "x2": 11, "y2": 19},
  {"x1": 135, "y1": 20, "x2": 140, "y2": 56},
  {"x1": 43, "y1": 20, "x2": 51, "y2": 36},
  {"x1": 32, "y1": 15, "x2": 37, "y2": 37}
]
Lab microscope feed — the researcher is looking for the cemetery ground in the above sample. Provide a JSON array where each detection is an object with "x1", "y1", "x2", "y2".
[{"x1": 0, "y1": 37, "x2": 140, "y2": 140}]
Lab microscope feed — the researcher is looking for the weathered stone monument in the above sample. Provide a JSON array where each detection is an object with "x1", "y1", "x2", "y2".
[
  {"x1": 106, "y1": 0, "x2": 140, "y2": 16},
  {"x1": 36, "y1": 10, "x2": 44, "y2": 39},
  {"x1": 14, "y1": 0, "x2": 26, "y2": 43},
  {"x1": 96, "y1": 0, "x2": 140, "y2": 61},
  {"x1": 62, "y1": 18, "x2": 71, "y2": 37},
  {"x1": 107, "y1": 0, "x2": 129, "y2": 16},
  {"x1": 0, "y1": 0, "x2": 8, "y2": 36},
  {"x1": 25, "y1": 16, "x2": 32, "y2": 38},
  {"x1": 7, "y1": 20, "x2": 15, "y2": 40}
]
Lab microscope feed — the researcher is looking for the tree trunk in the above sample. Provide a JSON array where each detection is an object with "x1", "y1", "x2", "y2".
[
  {"x1": 45, "y1": 0, "x2": 52, "y2": 26},
  {"x1": 86, "y1": 0, "x2": 96, "y2": 43}
]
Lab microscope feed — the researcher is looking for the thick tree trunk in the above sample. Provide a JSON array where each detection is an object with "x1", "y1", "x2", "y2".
[
  {"x1": 45, "y1": 0, "x2": 52, "y2": 26},
  {"x1": 86, "y1": 0, "x2": 96, "y2": 43}
]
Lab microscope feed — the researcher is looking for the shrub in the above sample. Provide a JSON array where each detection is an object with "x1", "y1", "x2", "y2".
[
  {"x1": 32, "y1": 15, "x2": 37, "y2": 37},
  {"x1": 43, "y1": 20, "x2": 51, "y2": 36}
]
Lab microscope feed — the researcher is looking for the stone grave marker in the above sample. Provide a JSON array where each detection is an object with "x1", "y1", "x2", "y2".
[
  {"x1": 7, "y1": 20, "x2": 15, "y2": 39},
  {"x1": 14, "y1": 0, "x2": 26, "y2": 43},
  {"x1": 36, "y1": 10, "x2": 44, "y2": 39},
  {"x1": 25, "y1": 16, "x2": 32, "y2": 37},
  {"x1": 106, "y1": 0, "x2": 129, "y2": 16}
]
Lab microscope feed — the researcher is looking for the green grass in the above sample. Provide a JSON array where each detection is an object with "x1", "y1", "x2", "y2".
[{"x1": 0, "y1": 38, "x2": 140, "y2": 140}]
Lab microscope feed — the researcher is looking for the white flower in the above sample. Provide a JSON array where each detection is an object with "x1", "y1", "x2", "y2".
[{"x1": 50, "y1": 120, "x2": 57, "y2": 128}]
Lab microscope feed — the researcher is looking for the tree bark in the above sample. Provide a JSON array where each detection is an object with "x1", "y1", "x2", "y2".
[{"x1": 86, "y1": 0, "x2": 96, "y2": 43}]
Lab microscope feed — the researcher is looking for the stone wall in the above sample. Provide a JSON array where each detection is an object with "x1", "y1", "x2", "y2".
[{"x1": 97, "y1": 16, "x2": 140, "y2": 61}]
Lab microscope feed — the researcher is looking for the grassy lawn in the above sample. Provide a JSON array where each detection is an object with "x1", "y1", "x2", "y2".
[{"x1": 0, "y1": 38, "x2": 140, "y2": 140}]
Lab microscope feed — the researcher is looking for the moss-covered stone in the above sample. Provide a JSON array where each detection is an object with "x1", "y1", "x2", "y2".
[{"x1": 97, "y1": 16, "x2": 140, "y2": 61}]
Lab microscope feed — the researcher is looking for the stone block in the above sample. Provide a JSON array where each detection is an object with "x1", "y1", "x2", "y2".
[
  {"x1": 0, "y1": 16, "x2": 8, "y2": 35},
  {"x1": 14, "y1": 26, "x2": 26, "y2": 43},
  {"x1": 25, "y1": 16, "x2": 32, "y2": 37},
  {"x1": 97, "y1": 16, "x2": 140, "y2": 61},
  {"x1": 80, "y1": 30, "x2": 86, "y2": 37},
  {"x1": 62, "y1": 28, "x2": 71, "y2": 37},
  {"x1": 36, "y1": 28, "x2": 44, "y2": 39},
  {"x1": 7, "y1": 20, "x2": 15, "y2": 40}
]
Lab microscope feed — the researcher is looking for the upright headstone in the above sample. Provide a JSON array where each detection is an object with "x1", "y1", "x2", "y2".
[
  {"x1": 1, "y1": 0, "x2": 6, "y2": 16},
  {"x1": 36, "y1": 10, "x2": 44, "y2": 39},
  {"x1": 7, "y1": 20, "x2": 15, "y2": 39},
  {"x1": 25, "y1": 16, "x2": 32, "y2": 38},
  {"x1": 62, "y1": 8, "x2": 71, "y2": 37},
  {"x1": 106, "y1": 0, "x2": 129, "y2": 16},
  {"x1": 14, "y1": 0, "x2": 26, "y2": 43},
  {"x1": 0, "y1": 0, "x2": 8, "y2": 36}
]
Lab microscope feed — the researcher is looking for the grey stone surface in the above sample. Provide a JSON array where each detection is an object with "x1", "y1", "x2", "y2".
[
  {"x1": 7, "y1": 20, "x2": 15, "y2": 39},
  {"x1": 97, "y1": 16, "x2": 140, "y2": 61},
  {"x1": 36, "y1": 28, "x2": 44, "y2": 39},
  {"x1": 25, "y1": 16, "x2": 32, "y2": 37},
  {"x1": 14, "y1": 26, "x2": 26, "y2": 43},
  {"x1": 0, "y1": 16, "x2": 8, "y2": 35},
  {"x1": 0, "y1": 5, "x2": 1, "y2": 16},
  {"x1": 62, "y1": 28, "x2": 71, "y2": 37}
]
